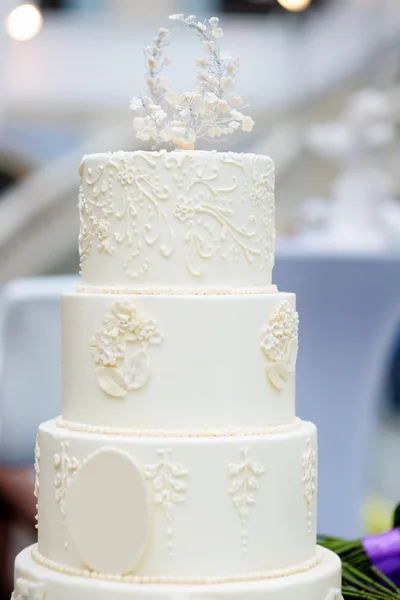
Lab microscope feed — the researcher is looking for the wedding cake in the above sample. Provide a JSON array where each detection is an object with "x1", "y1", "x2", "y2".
[{"x1": 12, "y1": 14, "x2": 342, "y2": 600}]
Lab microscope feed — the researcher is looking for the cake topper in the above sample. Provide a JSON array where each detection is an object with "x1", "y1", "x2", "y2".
[{"x1": 130, "y1": 14, "x2": 254, "y2": 150}]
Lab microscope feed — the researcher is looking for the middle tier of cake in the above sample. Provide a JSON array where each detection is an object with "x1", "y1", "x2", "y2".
[
  {"x1": 62, "y1": 291, "x2": 298, "y2": 430},
  {"x1": 36, "y1": 419, "x2": 317, "y2": 582}
]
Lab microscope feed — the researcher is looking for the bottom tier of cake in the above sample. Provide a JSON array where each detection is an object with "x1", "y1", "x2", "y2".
[{"x1": 14, "y1": 545, "x2": 341, "y2": 600}]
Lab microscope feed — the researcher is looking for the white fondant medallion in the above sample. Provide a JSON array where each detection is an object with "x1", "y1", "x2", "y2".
[
  {"x1": 12, "y1": 577, "x2": 46, "y2": 600},
  {"x1": 66, "y1": 448, "x2": 150, "y2": 575},
  {"x1": 228, "y1": 447, "x2": 265, "y2": 553},
  {"x1": 91, "y1": 301, "x2": 163, "y2": 398},
  {"x1": 260, "y1": 301, "x2": 299, "y2": 390}
]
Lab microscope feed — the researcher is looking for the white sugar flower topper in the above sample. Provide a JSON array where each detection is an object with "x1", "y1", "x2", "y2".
[{"x1": 130, "y1": 14, "x2": 255, "y2": 149}]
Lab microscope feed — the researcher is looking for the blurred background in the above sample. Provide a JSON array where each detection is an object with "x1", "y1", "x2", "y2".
[{"x1": 1, "y1": 0, "x2": 400, "y2": 597}]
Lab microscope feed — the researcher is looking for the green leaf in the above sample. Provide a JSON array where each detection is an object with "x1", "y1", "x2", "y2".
[
  {"x1": 319, "y1": 534, "x2": 400, "y2": 599},
  {"x1": 393, "y1": 504, "x2": 400, "y2": 529}
]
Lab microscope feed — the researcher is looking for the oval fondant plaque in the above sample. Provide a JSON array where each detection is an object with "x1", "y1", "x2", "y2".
[{"x1": 66, "y1": 447, "x2": 150, "y2": 575}]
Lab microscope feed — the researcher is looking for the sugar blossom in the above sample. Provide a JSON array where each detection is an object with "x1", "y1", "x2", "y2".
[{"x1": 130, "y1": 14, "x2": 255, "y2": 149}]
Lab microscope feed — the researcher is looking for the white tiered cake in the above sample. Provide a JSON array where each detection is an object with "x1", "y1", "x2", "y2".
[
  {"x1": 12, "y1": 13, "x2": 342, "y2": 600},
  {"x1": 13, "y1": 149, "x2": 342, "y2": 600}
]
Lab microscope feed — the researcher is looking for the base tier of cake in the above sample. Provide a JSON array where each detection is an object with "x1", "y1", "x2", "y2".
[
  {"x1": 37, "y1": 418, "x2": 317, "y2": 579},
  {"x1": 15, "y1": 545, "x2": 341, "y2": 600}
]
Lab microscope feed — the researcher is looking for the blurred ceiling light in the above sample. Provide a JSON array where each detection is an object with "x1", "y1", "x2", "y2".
[
  {"x1": 5, "y1": 3, "x2": 43, "y2": 41},
  {"x1": 277, "y1": 0, "x2": 312, "y2": 11}
]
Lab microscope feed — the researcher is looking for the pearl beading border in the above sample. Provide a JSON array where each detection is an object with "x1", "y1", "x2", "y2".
[
  {"x1": 76, "y1": 284, "x2": 278, "y2": 296},
  {"x1": 32, "y1": 547, "x2": 322, "y2": 585},
  {"x1": 55, "y1": 417, "x2": 301, "y2": 438}
]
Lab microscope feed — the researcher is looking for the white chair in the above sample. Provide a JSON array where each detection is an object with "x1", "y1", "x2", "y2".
[
  {"x1": 0, "y1": 276, "x2": 78, "y2": 466},
  {"x1": 274, "y1": 249, "x2": 400, "y2": 537}
]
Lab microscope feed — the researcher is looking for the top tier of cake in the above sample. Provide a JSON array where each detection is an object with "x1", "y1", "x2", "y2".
[{"x1": 78, "y1": 150, "x2": 275, "y2": 290}]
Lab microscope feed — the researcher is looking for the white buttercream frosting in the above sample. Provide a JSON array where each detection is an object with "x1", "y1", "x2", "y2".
[{"x1": 79, "y1": 151, "x2": 275, "y2": 290}]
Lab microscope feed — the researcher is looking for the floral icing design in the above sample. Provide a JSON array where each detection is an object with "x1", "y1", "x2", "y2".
[
  {"x1": 54, "y1": 442, "x2": 79, "y2": 521},
  {"x1": 250, "y1": 158, "x2": 274, "y2": 207},
  {"x1": 91, "y1": 301, "x2": 163, "y2": 398},
  {"x1": 302, "y1": 438, "x2": 317, "y2": 534},
  {"x1": 79, "y1": 153, "x2": 174, "y2": 277},
  {"x1": 79, "y1": 152, "x2": 275, "y2": 281},
  {"x1": 228, "y1": 447, "x2": 265, "y2": 553},
  {"x1": 12, "y1": 578, "x2": 46, "y2": 600},
  {"x1": 260, "y1": 301, "x2": 299, "y2": 391},
  {"x1": 253, "y1": 156, "x2": 275, "y2": 272},
  {"x1": 34, "y1": 436, "x2": 40, "y2": 498},
  {"x1": 174, "y1": 194, "x2": 263, "y2": 277},
  {"x1": 144, "y1": 449, "x2": 188, "y2": 556},
  {"x1": 34, "y1": 435, "x2": 40, "y2": 529}
]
